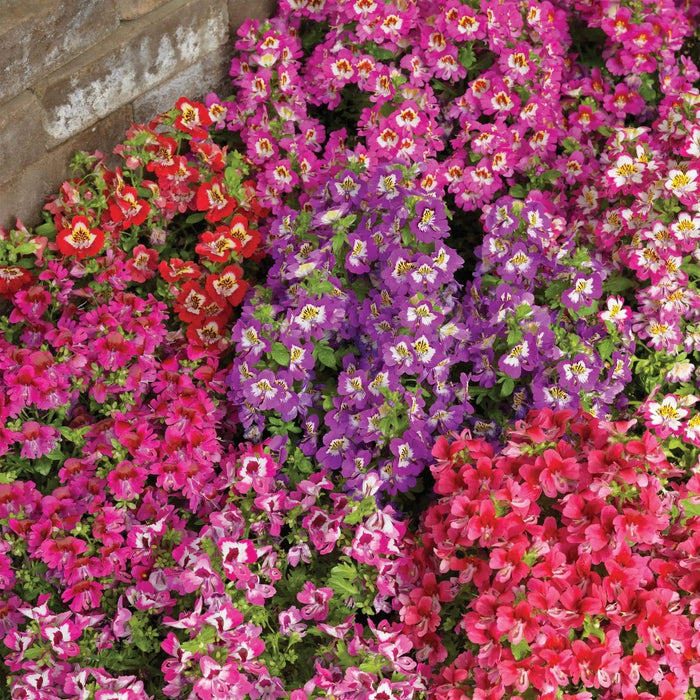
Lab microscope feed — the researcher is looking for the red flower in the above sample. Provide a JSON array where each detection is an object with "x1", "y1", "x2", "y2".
[
  {"x1": 174, "y1": 97, "x2": 212, "y2": 139},
  {"x1": 229, "y1": 214, "x2": 261, "y2": 258},
  {"x1": 174, "y1": 281, "x2": 208, "y2": 324},
  {"x1": 158, "y1": 258, "x2": 201, "y2": 283},
  {"x1": 205, "y1": 265, "x2": 248, "y2": 306},
  {"x1": 108, "y1": 186, "x2": 150, "y2": 228},
  {"x1": 56, "y1": 216, "x2": 105, "y2": 260},
  {"x1": 196, "y1": 177, "x2": 237, "y2": 222},
  {"x1": 145, "y1": 135, "x2": 179, "y2": 174},
  {"x1": 195, "y1": 227, "x2": 237, "y2": 264},
  {"x1": 0, "y1": 266, "x2": 33, "y2": 298},
  {"x1": 191, "y1": 140, "x2": 226, "y2": 172},
  {"x1": 186, "y1": 317, "x2": 228, "y2": 349}
]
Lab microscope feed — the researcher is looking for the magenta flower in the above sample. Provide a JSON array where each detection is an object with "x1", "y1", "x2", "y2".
[
  {"x1": 61, "y1": 580, "x2": 103, "y2": 612},
  {"x1": 17, "y1": 421, "x2": 57, "y2": 459},
  {"x1": 219, "y1": 537, "x2": 257, "y2": 581},
  {"x1": 106, "y1": 460, "x2": 147, "y2": 501},
  {"x1": 278, "y1": 606, "x2": 307, "y2": 637},
  {"x1": 297, "y1": 581, "x2": 333, "y2": 621}
]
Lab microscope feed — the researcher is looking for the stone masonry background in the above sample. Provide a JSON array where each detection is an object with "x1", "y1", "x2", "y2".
[{"x1": 0, "y1": 0, "x2": 277, "y2": 228}]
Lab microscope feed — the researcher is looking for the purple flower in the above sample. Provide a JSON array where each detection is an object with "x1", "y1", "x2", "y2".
[
  {"x1": 498, "y1": 334, "x2": 536, "y2": 378},
  {"x1": 522, "y1": 201, "x2": 551, "y2": 249},
  {"x1": 400, "y1": 299, "x2": 442, "y2": 331},
  {"x1": 484, "y1": 199, "x2": 519, "y2": 235},
  {"x1": 411, "y1": 198, "x2": 448, "y2": 242},
  {"x1": 243, "y1": 370, "x2": 279, "y2": 411},
  {"x1": 382, "y1": 339, "x2": 415, "y2": 374},
  {"x1": 288, "y1": 342, "x2": 315, "y2": 380},
  {"x1": 384, "y1": 249, "x2": 417, "y2": 294},
  {"x1": 499, "y1": 242, "x2": 539, "y2": 282},
  {"x1": 410, "y1": 256, "x2": 441, "y2": 291},
  {"x1": 337, "y1": 368, "x2": 368, "y2": 406},
  {"x1": 317, "y1": 432, "x2": 353, "y2": 470},
  {"x1": 532, "y1": 381, "x2": 579, "y2": 411},
  {"x1": 331, "y1": 169, "x2": 363, "y2": 204},
  {"x1": 563, "y1": 272, "x2": 603, "y2": 311},
  {"x1": 345, "y1": 233, "x2": 378, "y2": 274},
  {"x1": 231, "y1": 318, "x2": 270, "y2": 361},
  {"x1": 558, "y1": 353, "x2": 600, "y2": 392}
]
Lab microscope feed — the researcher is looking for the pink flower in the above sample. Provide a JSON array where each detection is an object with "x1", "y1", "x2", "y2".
[
  {"x1": 17, "y1": 421, "x2": 58, "y2": 459},
  {"x1": 42, "y1": 618, "x2": 82, "y2": 659},
  {"x1": 279, "y1": 606, "x2": 307, "y2": 637},
  {"x1": 297, "y1": 581, "x2": 333, "y2": 621},
  {"x1": 219, "y1": 537, "x2": 257, "y2": 581},
  {"x1": 106, "y1": 460, "x2": 147, "y2": 501},
  {"x1": 61, "y1": 580, "x2": 103, "y2": 612}
]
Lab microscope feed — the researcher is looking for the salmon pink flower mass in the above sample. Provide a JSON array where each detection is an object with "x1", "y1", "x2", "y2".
[{"x1": 2, "y1": 0, "x2": 700, "y2": 697}]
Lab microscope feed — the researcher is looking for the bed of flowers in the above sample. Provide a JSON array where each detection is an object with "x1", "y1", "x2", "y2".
[{"x1": 2, "y1": 0, "x2": 700, "y2": 698}]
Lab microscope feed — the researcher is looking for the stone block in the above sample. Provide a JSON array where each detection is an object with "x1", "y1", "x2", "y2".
[
  {"x1": 132, "y1": 48, "x2": 231, "y2": 123},
  {"x1": 0, "y1": 106, "x2": 134, "y2": 230},
  {"x1": 0, "y1": 0, "x2": 120, "y2": 104},
  {"x1": 114, "y1": 0, "x2": 172, "y2": 20},
  {"x1": 0, "y1": 91, "x2": 48, "y2": 184},
  {"x1": 228, "y1": 0, "x2": 277, "y2": 32},
  {"x1": 34, "y1": 0, "x2": 229, "y2": 147}
]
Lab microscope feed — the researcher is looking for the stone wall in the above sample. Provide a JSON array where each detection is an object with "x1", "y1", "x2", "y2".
[{"x1": 0, "y1": 0, "x2": 276, "y2": 228}]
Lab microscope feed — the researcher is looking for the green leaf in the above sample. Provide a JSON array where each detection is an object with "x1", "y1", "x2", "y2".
[
  {"x1": 500, "y1": 377, "x2": 515, "y2": 397},
  {"x1": 458, "y1": 44, "x2": 475, "y2": 69},
  {"x1": 59, "y1": 425, "x2": 90, "y2": 446},
  {"x1": 509, "y1": 184, "x2": 527, "y2": 199},
  {"x1": 561, "y1": 137, "x2": 580, "y2": 154},
  {"x1": 603, "y1": 275, "x2": 635, "y2": 293},
  {"x1": 315, "y1": 344, "x2": 337, "y2": 369},
  {"x1": 328, "y1": 562, "x2": 360, "y2": 599},
  {"x1": 683, "y1": 262, "x2": 700, "y2": 278},
  {"x1": 34, "y1": 458, "x2": 53, "y2": 477},
  {"x1": 13, "y1": 242, "x2": 38, "y2": 255},
  {"x1": 583, "y1": 614, "x2": 605, "y2": 643},
  {"x1": 597, "y1": 337, "x2": 615, "y2": 362},
  {"x1": 343, "y1": 496, "x2": 376, "y2": 525},
  {"x1": 185, "y1": 212, "x2": 206, "y2": 225},
  {"x1": 181, "y1": 625, "x2": 217, "y2": 653},
  {"x1": 35, "y1": 222, "x2": 57, "y2": 236},
  {"x1": 332, "y1": 229, "x2": 349, "y2": 258},
  {"x1": 681, "y1": 497, "x2": 700, "y2": 518},
  {"x1": 541, "y1": 169, "x2": 561, "y2": 182},
  {"x1": 271, "y1": 342, "x2": 290, "y2": 367},
  {"x1": 511, "y1": 639, "x2": 531, "y2": 661}
]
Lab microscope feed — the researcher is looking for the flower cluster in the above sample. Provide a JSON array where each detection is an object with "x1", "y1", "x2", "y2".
[
  {"x1": 561, "y1": 87, "x2": 700, "y2": 461},
  {"x1": 226, "y1": 162, "x2": 471, "y2": 495},
  {"x1": 457, "y1": 191, "x2": 636, "y2": 437},
  {"x1": 8, "y1": 95, "x2": 266, "y2": 355},
  {"x1": 2, "y1": 0, "x2": 700, "y2": 696},
  {"x1": 403, "y1": 408, "x2": 700, "y2": 699},
  {"x1": 223, "y1": 0, "x2": 696, "y2": 215}
]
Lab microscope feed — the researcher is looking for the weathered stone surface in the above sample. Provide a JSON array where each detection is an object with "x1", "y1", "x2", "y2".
[
  {"x1": 228, "y1": 0, "x2": 277, "y2": 31},
  {"x1": 0, "y1": 106, "x2": 134, "y2": 229},
  {"x1": 34, "y1": 0, "x2": 229, "y2": 147},
  {"x1": 0, "y1": 92, "x2": 47, "y2": 184},
  {"x1": 132, "y1": 48, "x2": 232, "y2": 123},
  {"x1": 114, "y1": 0, "x2": 172, "y2": 20},
  {"x1": 0, "y1": 0, "x2": 120, "y2": 104}
]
